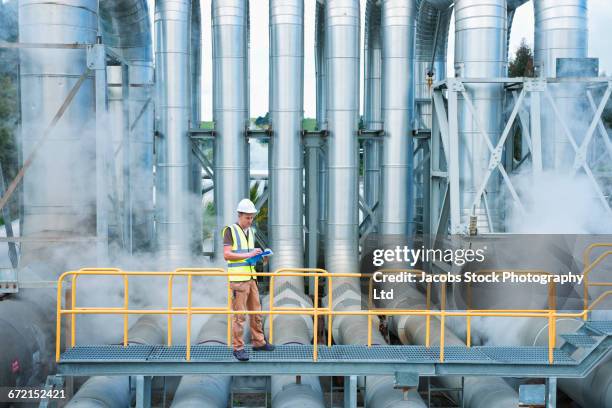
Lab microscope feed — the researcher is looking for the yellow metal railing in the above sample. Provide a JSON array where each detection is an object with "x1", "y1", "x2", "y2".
[
  {"x1": 56, "y1": 245, "x2": 612, "y2": 365},
  {"x1": 583, "y1": 243, "x2": 612, "y2": 320}
]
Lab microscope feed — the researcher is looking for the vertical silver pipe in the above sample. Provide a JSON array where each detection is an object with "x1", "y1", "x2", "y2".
[
  {"x1": 100, "y1": 0, "x2": 156, "y2": 252},
  {"x1": 269, "y1": 0, "x2": 304, "y2": 284},
  {"x1": 414, "y1": 2, "x2": 451, "y2": 237},
  {"x1": 454, "y1": 0, "x2": 507, "y2": 233},
  {"x1": 379, "y1": 0, "x2": 417, "y2": 237},
  {"x1": 324, "y1": 0, "x2": 360, "y2": 279},
  {"x1": 155, "y1": 0, "x2": 197, "y2": 262},
  {"x1": 363, "y1": 0, "x2": 382, "y2": 227},
  {"x1": 18, "y1": 0, "x2": 97, "y2": 265},
  {"x1": 533, "y1": 0, "x2": 588, "y2": 171},
  {"x1": 534, "y1": 0, "x2": 588, "y2": 79},
  {"x1": 212, "y1": 0, "x2": 249, "y2": 257},
  {"x1": 315, "y1": 1, "x2": 327, "y2": 264},
  {"x1": 190, "y1": 0, "x2": 203, "y2": 254},
  {"x1": 268, "y1": 7, "x2": 325, "y2": 405}
]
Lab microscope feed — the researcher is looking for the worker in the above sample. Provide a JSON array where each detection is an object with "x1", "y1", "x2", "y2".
[{"x1": 223, "y1": 198, "x2": 275, "y2": 361}]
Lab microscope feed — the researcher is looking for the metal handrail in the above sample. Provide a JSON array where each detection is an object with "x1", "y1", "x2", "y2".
[
  {"x1": 582, "y1": 244, "x2": 612, "y2": 319},
  {"x1": 56, "y1": 246, "x2": 612, "y2": 364}
]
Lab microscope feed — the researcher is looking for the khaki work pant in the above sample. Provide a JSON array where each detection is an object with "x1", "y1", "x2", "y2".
[{"x1": 230, "y1": 279, "x2": 266, "y2": 350}]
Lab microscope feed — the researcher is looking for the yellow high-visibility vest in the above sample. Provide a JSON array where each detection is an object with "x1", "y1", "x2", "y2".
[{"x1": 224, "y1": 223, "x2": 256, "y2": 282}]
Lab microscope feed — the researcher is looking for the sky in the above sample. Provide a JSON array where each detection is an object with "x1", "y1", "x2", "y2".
[{"x1": 148, "y1": 0, "x2": 612, "y2": 120}]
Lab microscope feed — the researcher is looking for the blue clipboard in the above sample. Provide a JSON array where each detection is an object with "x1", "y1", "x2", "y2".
[{"x1": 245, "y1": 249, "x2": 273, "y2": 265}]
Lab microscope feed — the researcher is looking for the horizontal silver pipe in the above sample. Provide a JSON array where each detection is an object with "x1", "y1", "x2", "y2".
[
  {"x1": 66, "y1": 316, "x2": 165, "y2": 407},
  {"x1": 170, "y1": 315, "x2": 231, "y2": 408}
]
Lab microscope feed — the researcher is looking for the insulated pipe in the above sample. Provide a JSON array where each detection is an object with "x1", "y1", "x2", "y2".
[
  {"x1": 0, "y1": 295, "x2": 54, "y2": 390},
  {"x1": 363, "y1": 0, "x2": 382, "y2": 227},
  {"x1": 454, "y1": 0, "x2": 507, "y2": 233},
  {"x1": 533, "y1": 0, "x2": 588, "y2": 171},
  {"x1": 315, "y1": 1, "x2": 327, "y2": 265},
  {"x1": 324, "y1": 0, "x2": 360, "y2": 281},
  {"x1": 155, "y1": 0, "x2": 199, "y2": 262},
  {"x1": 170, "y1": 316, "x2": 231, "y2": 408},
  {"x1": 267, "y1": 2, "x2": 322, "y2": 387},
  {"x1": 321, "y1": 4, "x2": 424, "y2": 406},
  {"x1": 268, "y1": 0, "x2": 305, "y2": 283},
  {"x1": 379, "y1": 0, "x2": 417, "y2": 237},
  {"x1": 261, "y1": 286, "x2": 323, "y2": 408},
  {"x1": 65, "y1": 316, "x2": 165, "y2": 408},
  {"x1": 18, "y1": 0, "x2": 98, "y2": 265},
  {"x1": 190, "y1": 0, "x2": 203, "y2": 254},
  {"x1": 99, "y1": 0, "x2": 156, "y2": 252},
  {"x1": 534, "y1": 0, "x2": 588, "y2": 78},
  {"x1": 387, "y1": 286, "x2": 519, "y2": 408},
  {"x1": 212, "y1": 0, "x2": 250, "y2": 258}
]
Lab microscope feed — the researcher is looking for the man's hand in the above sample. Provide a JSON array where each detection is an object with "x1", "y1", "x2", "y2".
[{"x1": 250, "y1": 248, "x2": 263, "y2": 257}]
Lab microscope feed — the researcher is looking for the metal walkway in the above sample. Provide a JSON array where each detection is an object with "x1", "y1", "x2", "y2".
[{"x1": 58, "y1": 321, "x2": 612, "y2": 378}]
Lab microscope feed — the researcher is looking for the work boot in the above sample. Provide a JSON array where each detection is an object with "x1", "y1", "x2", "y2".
[
  {"x1": 233, "y1": 349, "x2": 249, "y2": 361},
  {"x1": 253, "y1": 342, "x2": 275, "y2": 351}
]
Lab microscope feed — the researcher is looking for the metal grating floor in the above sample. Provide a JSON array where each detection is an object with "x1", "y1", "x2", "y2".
[
  {"x1": 60, "y1": 344, "x2": 577, "y2": 365},
  {"x1": 586, "y1": 321, "x2": 612, "y2": 335},
  {"x1": 561, "y1": 334, "x2": 597, "y2": 348}
]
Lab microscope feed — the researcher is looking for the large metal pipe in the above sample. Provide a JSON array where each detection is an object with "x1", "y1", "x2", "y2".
[
  {"x1": 322, "y1": 3, "x2": 424, "y2": 406},
  {"x1": 324, "y1": 0, "x2": 360, "y2": 280},
  {"x1": 388, "y1": 285, "x2": 519, "y2": 408},
  {"x1": 379, "y1": 0, "x2": 417, "y2": 237},
  {"x1": 65, "y1": 316, "x2": 165, "y2": 407},
  {"x1": 18, "y1": 0, "x2": 98, "y2": 265},
  {"x1": 455, "y1": 0, "x2": 507, "y2": 233},
  {"x1": 212, "y1": 0, "x2": 250, "y2": 258},
  {"x1": 99, "y1": 0, "x2": 156, "y2": 253},
  {"x1": 0, "y1": 295, "x2": 54, "y2": 391},
  {"x1": 269, "y1": 0, "x2": 304, "y2": 280},
  {"x1": 268, "y1": 3, "x2": 325, "y2": 405},
  {"x1": 363, "y1": 0, "x2": 382, "y2": 227},
  {"x1": 170, "y1": 316, "x2": 231, "y2": 408},
  {"x1": 533, "y1": 0, "x2": 588, "y2": 171},
  {"x1": 155, "y1": 0, "x2": 200, "y2": 262}
]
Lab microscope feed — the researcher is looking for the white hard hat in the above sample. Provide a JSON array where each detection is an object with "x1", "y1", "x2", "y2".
[{"x1": 236, "y1": 198, "x2": 258, "y2": 214}]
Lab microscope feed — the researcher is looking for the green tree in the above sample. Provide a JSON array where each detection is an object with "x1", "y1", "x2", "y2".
[
  {"x1": 0, "y1": 0, "x2": 19, "y2": 223},
  {"x1": 508, "y1": 39, "x2": 534, "y2": 78}
]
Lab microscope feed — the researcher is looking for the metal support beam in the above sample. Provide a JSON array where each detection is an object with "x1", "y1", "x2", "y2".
[
  {"x1": 571, "y1": 83, "x2": 612, "y2": 173},
  {"x1": 343, "y1": 375, "x2": 357, "y2": 408},
  {"x1": 546, "y1": 377, "x2": 557, "y2": 408},
  {"x1": 89, "y1": 44, "x2": 109, "y2": 262},
  {"x1": 586, "y1": 90, "x2": 612, "y2": 161},
  {"x1": 0, "y1": 165, "x2": 18, "y2": 268},
  {"x1": 447, "y1": 84, "x2": 461, "y2": 234},
  {"x1": 121, "y1": 63, "x2": 132, "y2": 254},
  {"x1": 135, "y1": 375, "x2": 152, "y2": 408},
  {"x1": 304, "y1": 133, "x2": 320, "y2": 269},
  {"x1": 545, "y1": 88, "x2": 612, "y2": 215},
  {"x1": 528, "y1": 83, "x2": 543, "y2": 176}
]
